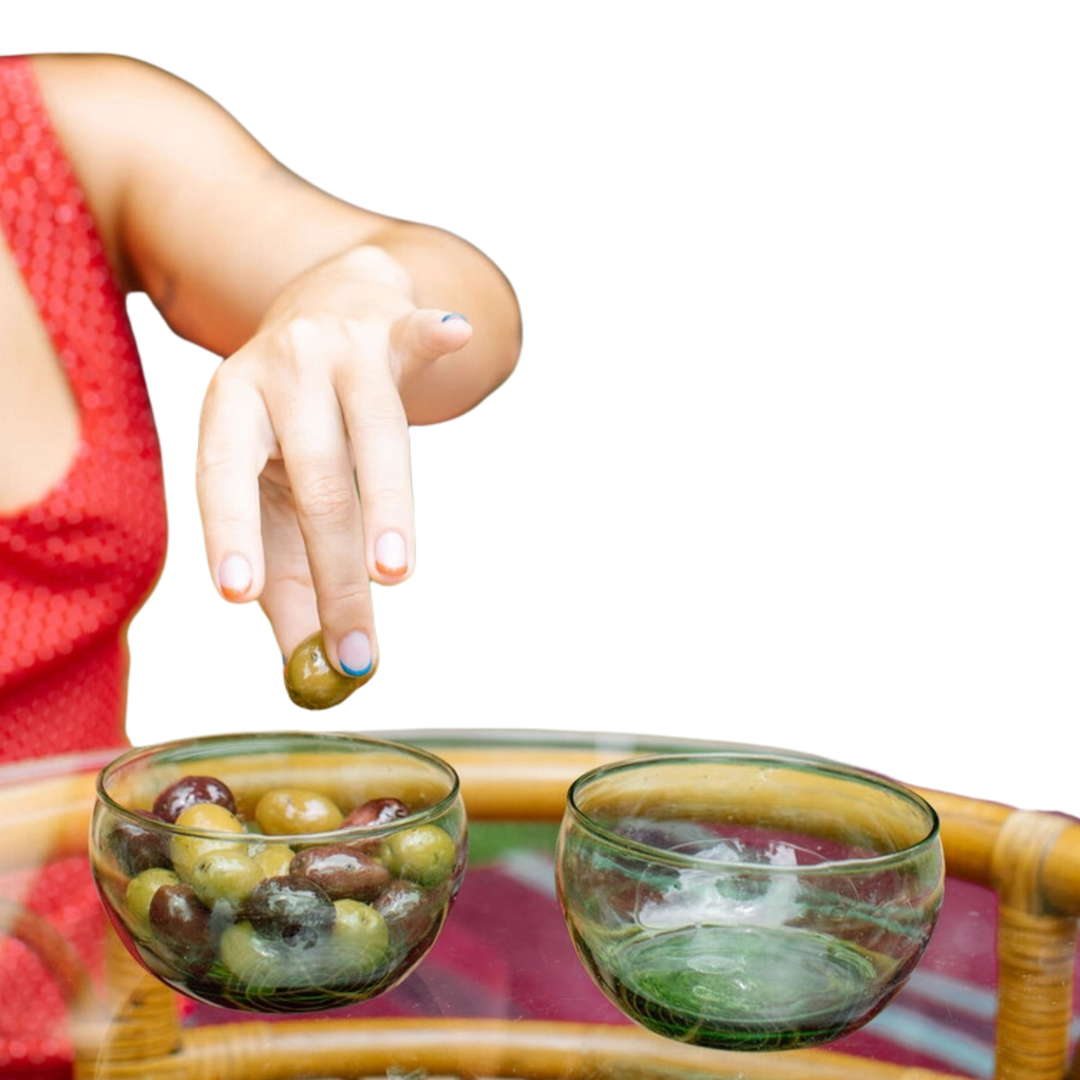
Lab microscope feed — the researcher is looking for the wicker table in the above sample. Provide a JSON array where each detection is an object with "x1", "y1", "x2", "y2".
[{"x1": 1, "y1": 730, "x2": 1078, "y2": 1080}]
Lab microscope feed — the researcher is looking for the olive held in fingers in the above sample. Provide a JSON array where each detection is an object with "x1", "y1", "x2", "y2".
[{"x1": 284, "y1": 631, "x2": 376, "y2": 709}]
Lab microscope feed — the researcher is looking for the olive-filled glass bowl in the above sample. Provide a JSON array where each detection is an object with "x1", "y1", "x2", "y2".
[
  {"x1": 556, "y1": 752, "x2": 944, "y2": 1051},
  {"x1": 90, "y1": 732, "x2": 467, "y2": 1013}
]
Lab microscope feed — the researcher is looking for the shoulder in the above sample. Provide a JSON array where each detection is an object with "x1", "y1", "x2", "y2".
[
  {"x1": 30, "y1": 53, "x2": 210, "y2": 140},
  {"x1": 31, "y1": 54, "x2": 234, "y2": 178},
  {"x1": 28, "y1": 54, "x2": 234, "y2": 287}
]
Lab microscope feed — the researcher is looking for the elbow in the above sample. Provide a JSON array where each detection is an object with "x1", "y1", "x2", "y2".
[{"x1": 406, "y1": 311, "x2": 521, "y2": 426}]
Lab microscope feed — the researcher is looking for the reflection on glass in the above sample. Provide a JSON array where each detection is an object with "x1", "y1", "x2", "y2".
[{"x1": 556, "y1": 752, "x2": 944, "y2": 1050}]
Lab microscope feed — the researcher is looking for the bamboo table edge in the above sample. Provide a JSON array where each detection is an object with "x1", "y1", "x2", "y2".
[{"x1": 129, "y1": 1012, "x2": 963, "y2": 1080}]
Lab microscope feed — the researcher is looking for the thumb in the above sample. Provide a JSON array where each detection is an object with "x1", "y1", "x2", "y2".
[{"x1": 394, "y1": 309, "x2": 473, "y2": 372}]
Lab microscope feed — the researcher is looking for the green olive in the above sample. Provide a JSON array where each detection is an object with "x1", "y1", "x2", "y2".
[
  {"x1": 284, "y1": 631, "x2": 375, "y2": 710},
  {"x1": 253, "y1": 843, "x2": 296, "y2": 879},
  {"x1": 170, "y1": 803, "x2": 245, "y2": 880},
  {"x1": 189, "y1": 848, "x2": 264, "y2": 908},
  {"x1": 255, "y1": 788, "x2": 344, "y2": 835},
  {"x1": 381, "y1": 824, "x2": 456, "y2": 887},
  {"x1": 332, "y1": 899, "x2": 389, "y2": 973},
  {"x1": 220, "y1": 920, "x2": 293, "y2": 987},
  {"x1": 125, "y1": 867, "x2": 180, "y2": 929}
]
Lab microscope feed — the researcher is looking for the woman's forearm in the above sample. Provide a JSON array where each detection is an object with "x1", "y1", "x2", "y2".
[
  {"x1": 135, "y1": 170, "x2": 522, "y2": 425},
  {"x1": 29, "y1": 50, "x2": 522, "y2": 686},
  {"x1": 36, "y1": 53, "x2": 521, "y2": 424}
]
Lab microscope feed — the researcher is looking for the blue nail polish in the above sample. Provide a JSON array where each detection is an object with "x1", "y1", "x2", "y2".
[
  {"x1": 339, "y1": 630, "x2": 373, "y2": 676},
  {"x1": 441, "y1": 312, "x2": 469, "y2": 324},
  {"x1": 341, "y1": 659, "x2": 374, "y2": 677}
]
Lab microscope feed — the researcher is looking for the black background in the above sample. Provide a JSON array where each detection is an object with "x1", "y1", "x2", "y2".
[{"x1": 119, "y1": 52, "x2": 535, "y2": 743}]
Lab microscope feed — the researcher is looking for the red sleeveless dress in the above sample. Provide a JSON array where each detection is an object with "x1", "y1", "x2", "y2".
[
  {"x1": 0, "y1": 56, "x2": 168, "y2": 1077},
  {"x1": 0, "y1": 55, "x2": 167, "y2": 762}
]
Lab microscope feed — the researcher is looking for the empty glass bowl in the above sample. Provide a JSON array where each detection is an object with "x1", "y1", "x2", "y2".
[
  {"x1": 90, "y1": 732, "x2": 467, "y2": 1012},
  {"x1": 556, "y1": 752, "x2": 944, "y2": 1050}
]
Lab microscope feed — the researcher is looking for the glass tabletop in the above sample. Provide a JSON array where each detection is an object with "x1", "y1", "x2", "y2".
[{"x1": 0, "y1": 729, "x2": 1077, "y2": 1080}]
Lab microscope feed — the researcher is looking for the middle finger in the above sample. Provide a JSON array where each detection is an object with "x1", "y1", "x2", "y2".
[
  {"x1": 275, "y1": 379, "x2": 376, "y2": 679},
  {"x1": 336, "y1": 330, "x2": 416, "y2": 587}
]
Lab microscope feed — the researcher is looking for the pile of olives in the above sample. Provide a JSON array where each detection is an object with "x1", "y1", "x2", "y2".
[{"x1": 98, "y1": 773, "x2": 461, "y2": 1012}]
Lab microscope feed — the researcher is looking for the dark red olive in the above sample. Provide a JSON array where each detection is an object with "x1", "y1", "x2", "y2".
[
  {"x1": 373, "y1": 879, "x2": 448, "y2": 970},
  {"x1": 108, "y1": 810, "x2": 171, "y2": 876},
  {"x1": 241, "y1": 875, "x2": 335, "y2": 948},
  {"x1": 342, "y1": 797, "x2": 410, "y2": 829},
  {"x1": 289, "y1": 844, "x2": 391, "y2": 901},
  {"x1": 340, "y1": 797, "x2": 411, "y2": 854},
  {"x1": 148, "y1": 883, "x2": 215, "y2": 973},
  {"x1": 152, "y1": 775, "x2": 237, "y2": 823},
  {"x1": 373, "y1": 879, "x2": 438, "y2": 941}
]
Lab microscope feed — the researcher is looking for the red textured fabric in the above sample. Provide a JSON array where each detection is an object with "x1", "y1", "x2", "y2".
[
  {"x1": 0, "y1": 55, "x2": 168, "y2": 763},
  {"x1": 0, "y1": 56, "x2": 168, "y2": 1077}
]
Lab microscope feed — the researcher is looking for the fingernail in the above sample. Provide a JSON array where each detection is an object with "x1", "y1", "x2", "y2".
[
  {"x1": 219, "y1": 554, "x2": 252, "y2": 600},
  {"x1": 338, "y1": 631, "x2": 373, "y2": 677},
  {"x1": 375, "y1": 531, "x2": 408, "y2": 576},
  {"x1": 441, "y1": 312, "x2": 469, "y2": 324}
]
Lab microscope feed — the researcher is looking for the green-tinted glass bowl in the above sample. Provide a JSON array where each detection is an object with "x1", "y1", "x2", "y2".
[
  {"x1": 90, "y1": 732, "x2": 466, "y2": 1013},
  {"x1": 555, "y1": 752, "x2": 944, "y2": 1051}
]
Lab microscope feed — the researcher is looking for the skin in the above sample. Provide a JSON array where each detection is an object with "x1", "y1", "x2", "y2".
[{"x1": 0, "y1": 54, "x2": 521, "y2": 682}]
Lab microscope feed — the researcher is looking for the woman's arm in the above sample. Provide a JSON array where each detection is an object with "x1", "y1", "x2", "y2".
[
  {"x1": 33, "y1": 53, "x2": 521, "y2": 423},
  {"x1": 32, "y1": 53, "x2": 522, "y2": 686}
]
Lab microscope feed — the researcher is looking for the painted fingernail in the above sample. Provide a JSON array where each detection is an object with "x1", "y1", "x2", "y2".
[
  {"x1": 441, "y1": 312, "x2": 469, "y2": 324},
  {"x1": 375, "y1": 531, "x2": 408, "y2": 576},
  {"x1": 338, "y1": 631, "x2": 373, "y2": 677},
  {"x1": 219, "y1": 554, "x2": 252, "y2": 600}
]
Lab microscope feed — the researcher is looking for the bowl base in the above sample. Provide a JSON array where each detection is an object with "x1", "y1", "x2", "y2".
[{"x1": 587, "y1": 924, "x2": 902, "y2": 1051}]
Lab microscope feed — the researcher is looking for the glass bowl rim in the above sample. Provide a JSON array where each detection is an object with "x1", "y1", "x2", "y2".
[
  {"x1": 565, "y1": 750, "x2": 942, "y2": 874},
  {"x1": 95, "y1": 730, "x2": 462, "y2": 844}
]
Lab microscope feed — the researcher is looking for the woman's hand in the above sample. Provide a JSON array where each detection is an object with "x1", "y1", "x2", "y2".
[
  {"x1": 195, "y1": 245, "x2": 474, "y2": 679},
  {"x1": 36, "y1": 54, "x2": 520, "y2": 694}
]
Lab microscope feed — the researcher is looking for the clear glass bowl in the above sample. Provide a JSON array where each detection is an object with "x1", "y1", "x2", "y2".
[
  {"x1": 555, "y1": 752, "x2": 944, "y2": 1051},
  {"x1": 90, "y1": 732, "x2": 467, "y2": 1013}
]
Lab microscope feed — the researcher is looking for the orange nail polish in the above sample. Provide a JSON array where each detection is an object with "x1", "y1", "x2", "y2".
[
  {"x1": 219, "y1": 553, "x2": 252, "y2": 600},
  {"x1": 374, "y1": 532, "x2": 407, "y2": 577}
]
